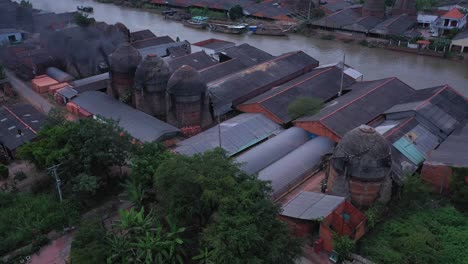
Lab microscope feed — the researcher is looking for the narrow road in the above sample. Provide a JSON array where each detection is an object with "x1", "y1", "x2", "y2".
[{"x1": 5, "y1": 70, "x2": 53, "y2": 113}]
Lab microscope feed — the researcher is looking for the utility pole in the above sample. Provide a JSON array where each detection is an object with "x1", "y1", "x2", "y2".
[
  {"x1": 308, "y1": 0, "x2": 313, "y2": 20},
  {"x1": 47, "y1": 164, "x2": 63, "y2": 202},
  {"x1": 338, "y1": 53, "x2": 346, "y2": 97},
  {"x1": 217, "y1": 115, "x2": 222, "y2": 148}
]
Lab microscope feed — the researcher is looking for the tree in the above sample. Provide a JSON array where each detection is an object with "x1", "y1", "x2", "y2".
[
  {"x1": 288, "y1": 96, "x2": 324, "y2": 120},
  {"x1": 19, "y1": 0, "x2": 32, "y2": 8},
  {"x1": 229, "y1": 5, "x2": 243, "y2": 21},
  {"x1": 18, "y1": 118, "x2": 133, "y2": 189},
  {"x1": 74, "y1": 12, "x2": 95, "y2": 27},
  {"x1": 201, "y1": 173, "x2": 303, "y2": 263},
  {"x1": 416, "y1": 0, "x2": 438, "y2": 11},
  {"x1": 72, "y1": 173, "x2": 100, "y2": 197},
  {"x1": 107, "y1": 208, "x2": 186, "y2": 264},
  {"x1": 154, "y1": 149, "x2": 303, "y2": 263},
  {"x1": 450, "y1": 167, "x2": 468, "y2": 212}
]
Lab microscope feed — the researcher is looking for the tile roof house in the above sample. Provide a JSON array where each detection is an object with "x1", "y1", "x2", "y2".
[{"x1": 431, "y1": 8, "x2": 468, "y2": 35}]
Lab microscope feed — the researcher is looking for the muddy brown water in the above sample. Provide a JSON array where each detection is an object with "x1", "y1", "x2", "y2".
[{"x1": 21, "y1": 0, "x2": 468, "y2": 95}]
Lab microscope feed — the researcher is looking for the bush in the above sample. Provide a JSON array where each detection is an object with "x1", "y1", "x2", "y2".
[
  {"x1": 14, "y1": 171, "x2": 27, "y2": 182},
  {"x1": 0, "y1": 193, "x2": 78, "y2": 255},
  {"x1": 70, "y1": 219, "x2": 109, "y2": 264},
  {"x1": 451, "y1": 168, "x2": 468, "y2": 212},
  {"x1": 359, "y1": 39, "x2": 369, "y2": 46},
  {"x1": 334, "y1": 234, "x2": 355, "y2": 262},
  {"x1": 74, "y1": 13, "x2": 95, "y2": 27},
  {"x1": 0, "y1": 164, "x2": 8, "y2": 179}
]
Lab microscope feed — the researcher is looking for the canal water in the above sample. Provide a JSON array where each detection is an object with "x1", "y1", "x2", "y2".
[{"x1": 25, "y1": 0, "x2": 468, "y2": 95}]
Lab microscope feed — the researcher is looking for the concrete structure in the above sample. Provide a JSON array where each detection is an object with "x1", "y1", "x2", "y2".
[
  {"x1": 450, "y1": 30, "x2": 468, "y2": 53},
  {"x1": 327, "y1": 125, "x2": 392, "y2": 208},
  {"x1": 167, "y1": 65, "x2": 207, "y2": 129},
  {"x1": 108, "y1": 43, "x2": 142, "y2": 103},
  {"x1": 0, "y1": 28, "x2": 23, "y2": 45},
  {"x1": 134, "y1": 54, "x2": 171, "y2": 120}
]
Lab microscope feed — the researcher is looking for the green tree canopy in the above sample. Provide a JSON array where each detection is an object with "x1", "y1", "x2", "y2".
[
  {"x1": 153, "y1": 149, "x2": 303, "y2": 263},
  {"x1": 229, "y1": 5, "x2": 243, "y2": 20},
  {"x1": 18, "y1": 117, "x2": 133, "y2": 186},
  {"x1": 288, "y1": 96, "x2": 324, "y2": 120}
]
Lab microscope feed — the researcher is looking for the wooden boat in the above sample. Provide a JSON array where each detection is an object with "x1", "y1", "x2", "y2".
[
  {"x1": 249, "y1": 24, "x2": 293, "y2": 36},
  {"x1": 77, "y1": 6, "x2": 93, "y2": 13},
  {"x1": 208, "y1": 22, "x2": 248, "y2": 34},
  {"x1": 183, "y1": 17, "x2": 208, "y2": 29}
]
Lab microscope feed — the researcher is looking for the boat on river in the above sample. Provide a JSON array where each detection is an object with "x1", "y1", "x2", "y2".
[
  {"x1": 208, "y1": 21, "x2": 248, "y2": 34},
  {"x1": 183, "y1": 16, "x2": 208, "y2": 29},
  {"x1": 252, "y1": 25, "x2": 289, "y2": 36},
  {"x1": 77, "y1": 6, "x2": 93, "y2": 13}
]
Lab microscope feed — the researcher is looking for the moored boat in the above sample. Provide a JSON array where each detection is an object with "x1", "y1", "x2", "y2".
[
  {"x1": 183, "y1": 16, "x2": 208, "y2": 29},
  {"x1": 208, "y1": 22, "x2": 248, "y2": 34},
  {"x1": 77, "y1": 6, "x2": 93, "y2": 13}
]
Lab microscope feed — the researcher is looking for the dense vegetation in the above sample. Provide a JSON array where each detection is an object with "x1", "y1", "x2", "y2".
[
  {"x1": 71, "y1": 148, "x2": 303, "y2": 263},
  {"x1": 0, "y1": 192, "x2": 78, "y2": 255},
  {"x1": 17, "y1": 112, "x2": 301, "y2": 263},
  {"x1": 359, "y1": 175, "x2": 468, "y2": 264}
]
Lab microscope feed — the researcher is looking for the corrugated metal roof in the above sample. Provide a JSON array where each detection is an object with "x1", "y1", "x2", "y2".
[
  {"x1": 0, "y1": 104, "x2": 45, "y2": 150},
  {"x1": 131, "y1": 36, "x2": 175, "y2": 49},
  {"x1": 426, "y1": 121, "x2": 468, "y2": 167},
  {"x1": 199, "y1": 59, "x2": 247, "y2": 84},
  {"x1": 393, "y1": 137, "x2": 426, "y2": 165},
  {"x1": 72, "y1": 91, "x2": 179, "y2": 142},
  {"x1": 296, "y1": 78, "x2": 415, "y2": 138},
  {"x1": 166, "y1": 51, "x2": 217, "y2": 71},
  {"x1": 238, "y1": 66, "x2": 356, "y2": 124},
  {"x1": 258, "y1": 136, "x2": 335, "y2": 199},
  {"x1": 174, "y1": 113, "x2": 283, "y2": 156},
  {"x1": 281, "y1": 191, "x2": 345, "y2": 220},
  {"x1": 138, "y1": 41, "x2": 190, "y2": 58},
  {"x1": 71, "y1": 73, "x2": 109, "y2": 93},
  {"x1": 219, "y1": 44, "x2": 274, "y2": 67},
  {"x1": 235, "y1": 127, "x2": 310, "y2": 175},
  {"x1": 209, "y1": 51, "x2": 319, "y2": 116}
]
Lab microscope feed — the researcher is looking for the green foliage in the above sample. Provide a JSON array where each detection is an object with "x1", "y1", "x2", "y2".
[
  {"x1": 446, "y1": 28, "x2": 460, "y2": 39},
  {"x1": 19, "y1": 0, "x2": 32, "y2": 8},
  {"x1": 0, "y1": 192, "x2": 78, "y2": 255},
  {"x1": 288, "y1": 96, "x2": 324, "y2": 120},
  {"x1": 229, "y1": 5, "x2": 243, "y2": 20},
  {"x1": 107, "y1": 208, "x2": 186, "y2": 263},
  {"x1": 0, "y1": 164, "x2": 8, "y2": 179},
  {"x1": 400, "y1": 174, "x2": 430, "y2": 208},
  {"x1": 14, "y1": 171, "x2": 27, "y2": 182},
  {"x1": 189, "y1": 7, "x2": 226, "y2": 20},
  {"x1": 416, "y1": 0, "x2": 438, "y2": 10},
  {"x1": 201, "y1": 172, "x2": 303, "y2": 263},
  {"x1": 71, "y1": 219, "x2": 109, "y2": 264},
  {"x1": 74, "y1": 12, "x2": 95, "y2": 27},
  {"x1": 360, "y1": 206, "x2": 468, "y2": 264},
  {"x1": 18, "y1": 118, "x2": 133, "y2": 189},
  {"x1": 43, "y1": 108, "x2": 66, "y2": 130},
  {"x1": 365, "y1": 203, "x2": 384, "y2": 230},
  {"x1": 72, "y1": 173, "x2": 100, "y2": 196},
  {"x1": 333, "y1": 234, "x2": 355, "y2": 262},
  {"x1": 450, "y1": 168, "x2": 468, "y2": 212},
  {"x1": 154, "y1": 149, "x2": 303, "y2": 263}
]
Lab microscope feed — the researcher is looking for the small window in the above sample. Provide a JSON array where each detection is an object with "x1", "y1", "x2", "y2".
[{"x1": 8, "y1": 35, "x2": 17, "y2": 42}]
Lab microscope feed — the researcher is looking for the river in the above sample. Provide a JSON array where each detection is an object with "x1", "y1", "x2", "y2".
[{"x1": 24, "y1": 0, "x2": 468, "y2": 95}]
